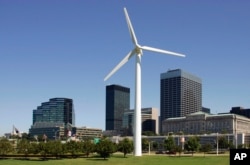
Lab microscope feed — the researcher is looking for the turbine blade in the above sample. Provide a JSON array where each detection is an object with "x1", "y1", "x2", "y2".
[
  {"x1": 104, "y1": 49, "x2": 136, "y2": 81},
  {"x1": 124, "y1": 8, "x2": 138, "y2": 46},
  {"x1": 141, "y1": 45, "x2": 185, "y2": 57}
]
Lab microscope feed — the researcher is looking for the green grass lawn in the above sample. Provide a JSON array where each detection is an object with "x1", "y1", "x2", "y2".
[{"x1": 0, "y1": 154, "x2": 229, "y2": 165}]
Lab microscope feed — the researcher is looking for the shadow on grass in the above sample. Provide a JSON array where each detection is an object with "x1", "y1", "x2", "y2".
[
  {"x1": 13, "y1": 157, "x2": 65, "y2": 161},
  {"x1": 86, "y1": 158, "x2": 109, "y2": 161},
  {"x1": 0, "y1": 158, "x2": 8, "y2": 160}
]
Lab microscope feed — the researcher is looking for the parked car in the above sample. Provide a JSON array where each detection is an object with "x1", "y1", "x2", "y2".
[
  {"x1": 155, "y1": 150, "x2": 166, "y2": 154},
  {"x1": 166, "y1": 151, "x2": 176, "y2": 155}
]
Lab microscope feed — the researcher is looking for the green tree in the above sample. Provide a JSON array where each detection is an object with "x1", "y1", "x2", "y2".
[
  {"x1": 82, "y1": 139, "x2": 95, "y2": 157},
  {"x1": 118, "y1": 138, "x2": 133, "y2": 158},
  {"x1": 184, "y1": 136, "x2": 200, "y2": 156},
  {"x1": 38, "y1": 142, "x2": 49, "y2": 160},
  {"x1": 61, "y1": 143, "x2": 68, "y2": 155},
  {"x1": 47, "y1": 140, "x2": 63, "y2": 159},
  {"x1": 142, "y1": 131, "x2": 156, "y2": 136},
  {"x1": 16, "y1": 139, "x2": 31, "y2": 158},
  {"x1": 164, "y1": 136, "x2": 176, "y2": 153},
  {"x1": 142, "y1": 138, "x2": 149, "y2": 152},
  {"x1": 200, "y1": 143, "x2": 212, "y2": 157},
  {"x1": 95, "y1": 138, "x2": 115, "y2": 159},
  {"x1": 175, "y1": 145, "x2": 182, "y2": 156},
  {"x1": 0, "y1": 138, "x2": 13, "y2": 157},
  {"x1": 152, "y1": 141, "x2": 158, "y2": 151},
  {"x1": 218, "y1": 135, "x2": 228, "y2": 149},
  {"x1": 66, "y1": 141, "x2": 82, "y2": 158},
  {"x1": 29, "y1": 142, "x2": 39, "y2": 155}
]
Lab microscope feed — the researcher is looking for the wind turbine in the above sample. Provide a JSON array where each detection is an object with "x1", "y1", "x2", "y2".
[{"x1": 104, "y1": 7, "x2": 185, "y2": 156}]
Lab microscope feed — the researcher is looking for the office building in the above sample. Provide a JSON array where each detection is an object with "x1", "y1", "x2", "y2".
[
  {"x1": 202, "y1": 107, "x2": 211, "y2": 114},
  {"x1": 160, "y1": 69, "x2": 202, "y2": 132},
  {"x1": 105, "y1": 84, "x2": 130, "y2": 131},
  {"x1": 122, "y1": 107, "x2": 159, "y2": 135},
  {"x1": 71, "y1": 126, "x2": 102, "y2": 139},
  {"x1": 32, "y1": 98, "x2": 75, "y2": 125},
  {"x1": 230, "y1": 107, "x2": 250, "y2": 118},
  {"x1": 162, "y1": 111, "x2": 250, "y2": 146},
  {"x1": 29, "y1": 98, "x2": 75, "y2": 139}
]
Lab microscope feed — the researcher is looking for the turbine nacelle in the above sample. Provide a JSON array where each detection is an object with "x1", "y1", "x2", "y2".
[{"x1": 135, "y1": 46, "x2": 143, "y2": 55}]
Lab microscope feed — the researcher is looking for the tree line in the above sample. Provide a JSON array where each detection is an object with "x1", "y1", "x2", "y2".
[
  {"x1": 0, "y1": 137, "x2": 133, "y2": 160},
  {"x1": 1, "y1": 134, "x2": 249, "y2": 160}
]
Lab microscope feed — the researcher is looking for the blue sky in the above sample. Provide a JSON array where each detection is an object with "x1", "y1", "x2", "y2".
[{"x1": 1, "y1": 0, "x2": 250, "y2": 136}]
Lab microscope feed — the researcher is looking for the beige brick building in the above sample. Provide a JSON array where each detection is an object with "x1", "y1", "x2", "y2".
[{"x1": 163, "y1": 111, "x2": 250, "y2": 135}]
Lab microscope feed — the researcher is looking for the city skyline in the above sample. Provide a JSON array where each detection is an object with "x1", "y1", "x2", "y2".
[{"x1": 1, "y1": 1, "x2": 250, "y2": 136}]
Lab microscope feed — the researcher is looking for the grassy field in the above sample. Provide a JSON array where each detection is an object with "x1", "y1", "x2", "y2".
[{"x1": 0, "y1": 154, "x2": 229, "y2": 165}]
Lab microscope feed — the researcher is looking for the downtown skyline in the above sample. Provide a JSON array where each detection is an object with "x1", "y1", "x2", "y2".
[{"x1": 1, "y1": 1, "x2": 250, "y2": 136}]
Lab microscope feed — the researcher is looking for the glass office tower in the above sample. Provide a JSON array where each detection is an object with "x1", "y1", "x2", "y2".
[
  {"x1": 32, "y1": 98, "x2": 75, "y2": 125},
  {"x1": 160, "y1": 69, "x2": 202, "y2": 131},
  {"x1": 106, "y1": 84, "x2": 130, "y2": 131},
  {"x1": 30, "y1": 98, "x2": 75, "y2": 139}
]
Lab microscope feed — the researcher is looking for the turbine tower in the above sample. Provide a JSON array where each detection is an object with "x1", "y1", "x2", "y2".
[{"x1": 104, "y1": 7, "x2": 185, "y2": 156}]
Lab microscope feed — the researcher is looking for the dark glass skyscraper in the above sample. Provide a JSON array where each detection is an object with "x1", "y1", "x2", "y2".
[
  {"x1": 32, "y1": 98, "x2": 75, "y2": 125},
  {"x1": 160, "y1": 69, "x2": 202, "y2": 131},
  {"x1": 30, "y1": 98, "x2": 75, "y2": 139},
  {"x1": 106, "y1": 84, "x2": 130, "y2": 131}
]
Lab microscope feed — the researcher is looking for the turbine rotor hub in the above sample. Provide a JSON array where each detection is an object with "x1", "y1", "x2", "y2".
[{"x1": 135, "y1": 45, "x2": 142, "y2": 55}]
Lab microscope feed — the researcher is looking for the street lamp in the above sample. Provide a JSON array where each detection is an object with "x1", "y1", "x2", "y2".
[
  {"x1": 148, "y1": 141, "x2": 151, "y2": 155},
  {"x1": 235, "y1": 131, "x2": 237, "y2": 149},
  {"x1": 180, "y1": 136, "x2": 185, "y2": 150},
  {"x1": 34, "y1": 135, "x2": 38, "y2": 144},
  {"x1": 216, "y1": 132, "x2": 218, "y2": 156},
  {"x1": 55, "y1": 130, "x2": 60, "y2": 140},
  {"x1": 148, "y1": 141, "x2": 154, "y2": 155}
]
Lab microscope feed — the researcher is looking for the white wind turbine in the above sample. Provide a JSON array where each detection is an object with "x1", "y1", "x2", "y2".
[{"x1": 104, "y1": 7, "x2": 185, "y2": 156}]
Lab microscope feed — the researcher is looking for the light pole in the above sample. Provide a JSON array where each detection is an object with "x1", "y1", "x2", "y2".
[
  {"x1": 216, "y1": 132, "x2": 218, "y2": 156},
  {"x1": 55, "y1": 130, "x2": 60, "y2": 140},
  {"x1": 235, "y1": 132, "x2": 237, "y2": 149},
  {"x1": 181, "y1": 136, "x2": 185, "y2": 150},
  {"x1": 34, "y1": 135, "x2": 38, "y2": 144},
  {"x1": 148, "y1": 141, "x2": 151, "y2": 155},
  {"x1": 235, "y1": 116, "x2": 237, "y2": 149}
]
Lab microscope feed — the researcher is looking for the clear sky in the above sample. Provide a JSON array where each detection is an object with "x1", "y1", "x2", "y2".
[{"x1": 1, "y1": 0, "x2": 250, "y2": 136}]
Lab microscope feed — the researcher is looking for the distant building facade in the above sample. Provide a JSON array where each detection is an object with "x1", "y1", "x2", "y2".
[
  {"x1": 230, "y1": 107, "x2": 250, "y2": 118},
  {"x1": 71, "y1": 126, "x2": 102, "y2": 139},
  {"x1": 160, "y1": 69, "x2": 202, "y2": 132},
  {"x1": 105, "y1": 84, "x2": 130, "y2": 131},
  {"x1": 122, "y1": 107, "x2": 159, "y2": 135},
  {"x1": 202, "y1": 107, "x2": 211, "y2": 113},
  {"x1": 32, "y1": 98, "x2": 75, "y2": 125},
  {"x1": 29, "y1": 98, "x2": 75, "y2": 139},
  {"x1": 162, "y1": 111, "x2": 250, "y2": 135}
]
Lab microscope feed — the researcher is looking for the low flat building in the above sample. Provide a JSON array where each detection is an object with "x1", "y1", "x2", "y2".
[
  {"x1": 29, "y1": 122, "x2": 65, "y2": 140},
  {"x1": 163, "y1": 111, "x2": 250, "y2": 135},
  {"x1": 72, "y1": 126, "x2": 102, "y2": 139},
  {"x1": 162, "y1": 111, "x2": 250, "y2": 146}
]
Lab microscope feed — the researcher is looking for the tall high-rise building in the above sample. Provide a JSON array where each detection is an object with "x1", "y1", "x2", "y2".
[
  {"x1": 106, "y1": 84, "x2": 130, "y2": 131},
  {"x1": 32, "y1": 98, "x2": 75, "y2": 125},
  {"x1": 29, "y1": 98, "x2": 75, "y2": 139},
  {"x1": 160, "y1": 69, "x2": 202, "y2": 131}
]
